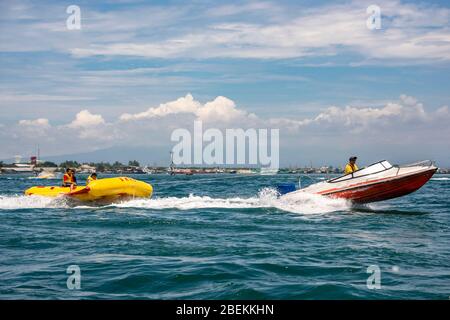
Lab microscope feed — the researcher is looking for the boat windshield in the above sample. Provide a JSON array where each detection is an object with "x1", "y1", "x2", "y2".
[{"x1": 329, "y1": 160, "x2": 393, "y2": 183}]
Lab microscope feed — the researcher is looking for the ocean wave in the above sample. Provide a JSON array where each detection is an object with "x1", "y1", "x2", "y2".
[{"x1": 431, "y1": 177, "x2": 450, "y2": 181}]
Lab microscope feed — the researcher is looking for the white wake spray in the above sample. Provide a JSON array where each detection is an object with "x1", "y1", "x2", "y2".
[
  {"x1": 110, "y1": 187, "x2": 351, "y2": 214},
  {"x1": 0, "y1": 188, "x2": 352, "y2": 214},
  {"x1": 0, "y1": 195, "x2": 68, "y2": 209}
]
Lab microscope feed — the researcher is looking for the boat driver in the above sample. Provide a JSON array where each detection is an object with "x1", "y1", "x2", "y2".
[{"x1": 344, "y1": 156, "x2": 359, "y2": 175}]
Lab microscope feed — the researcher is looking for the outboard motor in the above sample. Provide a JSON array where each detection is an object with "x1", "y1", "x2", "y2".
[{"x1": 276, "y1": 183, "x2": 297, "y2": 195}]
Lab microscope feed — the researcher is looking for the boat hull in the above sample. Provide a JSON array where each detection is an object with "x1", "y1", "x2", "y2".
[
  {"x1": 25, "y1": 177, "x2": 153, "y2": 202},
  {"x1": 320, "y1": 168, "x2": 437, "y2": 203}
]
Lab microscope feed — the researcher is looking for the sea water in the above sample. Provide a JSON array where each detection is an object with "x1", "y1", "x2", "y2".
[{"x1": 0, "y1": 173, "x2": 449, "y2": 299}]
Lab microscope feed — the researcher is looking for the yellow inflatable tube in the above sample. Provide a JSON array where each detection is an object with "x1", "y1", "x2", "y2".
[{"x1": 25, "y1": 177, "x2": 153, "y2": 202}]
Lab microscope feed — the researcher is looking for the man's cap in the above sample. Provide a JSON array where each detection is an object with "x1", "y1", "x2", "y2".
[{"x1": 349, "y1": 156, "x2": 358, "y2": 161}]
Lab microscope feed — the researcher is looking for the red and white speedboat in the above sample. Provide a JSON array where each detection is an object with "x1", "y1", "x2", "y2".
[{"x1": 285, "y1": 160, "x2": 437, "y2": 203}]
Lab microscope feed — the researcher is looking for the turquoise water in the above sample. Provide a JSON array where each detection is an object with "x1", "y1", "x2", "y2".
[{"x1": 0, "y1": 173, "x2": 449, "y2": 299}]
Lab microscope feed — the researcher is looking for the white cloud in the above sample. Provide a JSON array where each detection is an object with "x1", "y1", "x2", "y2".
[
  {"x1": 16, "y1": 118, "x2": 51, "y2": 139},
  {"x1": 269, "y1": 94, "x2": 444, "y2": 134},
  {"x1": 120, "y1": 94, "x2": 201, "y2": 120},
  {"x1": 197, "y1": 96, "x2": 254, "y2": 123},
  {"x1": 436, "y1": 105, "x2": 449, "y2": 116},
  {"x1": 18, "y1": 118, "x2": 50, "y2": 127},
  {"x1": 68, "y1": 110, "x2": 105, "y2": 128},
  {"x1": 320, "y1": 94, "x2": 429, "y2": 125},
  {"x1": 2, "y1": 1, "x2": 449, "y2": 63},
  {"x1": 13, "y1": 94, "x2": 450, "y2": 139},
  {"x1": 67, "y1": 1, "x2": 450, "y2": 62},
  {"x1": 120, "y1": 94, "x2": 257, "y2": 124}
]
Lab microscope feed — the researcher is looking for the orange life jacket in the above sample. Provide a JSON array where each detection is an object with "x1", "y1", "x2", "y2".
[{"x1": 63, "y1": 173, "x2": 74, "y2": 184}]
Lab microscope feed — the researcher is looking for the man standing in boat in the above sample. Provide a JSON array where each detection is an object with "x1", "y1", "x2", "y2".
[{"x1": 345, "y1": 156, "x2": 359, "y2": 174}]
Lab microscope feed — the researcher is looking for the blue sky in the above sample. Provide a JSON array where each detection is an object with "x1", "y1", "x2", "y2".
[{"x1": 0, "y1": 0, "x2": 449, "y2": 166}]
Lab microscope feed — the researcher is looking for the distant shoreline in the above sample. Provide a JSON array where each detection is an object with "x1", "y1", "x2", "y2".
[{"x1": 1, "y1": 165, "x2": 450, "y2": 175}]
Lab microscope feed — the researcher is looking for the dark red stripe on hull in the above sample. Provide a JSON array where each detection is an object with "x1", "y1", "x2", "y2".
[{"x1": 324, "y1": 168, "x2": 436, "y2": 203}]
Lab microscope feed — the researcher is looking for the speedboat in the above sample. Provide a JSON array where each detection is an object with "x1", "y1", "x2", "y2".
[
  {"x1": 25, "y1": 177, "x2": 153, "y2": 202},
  {"x1": 282, "y1": 160, "x2": 437, "y2": 203}
]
